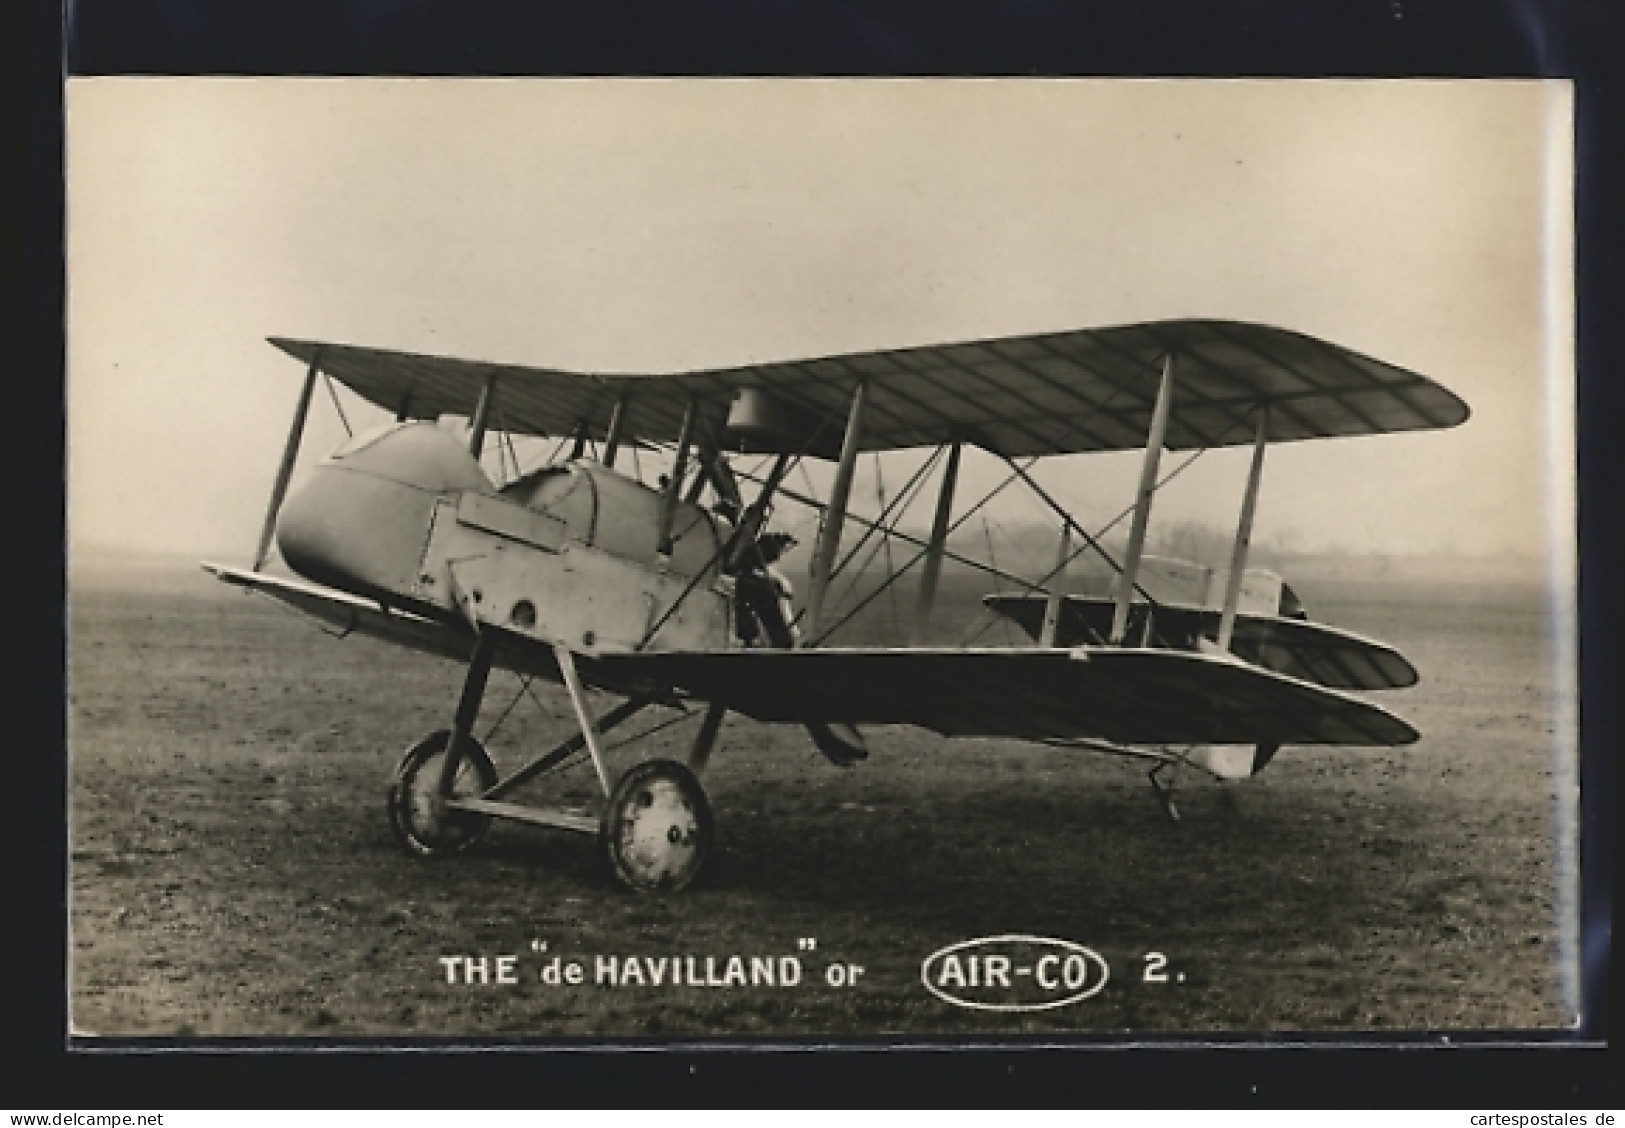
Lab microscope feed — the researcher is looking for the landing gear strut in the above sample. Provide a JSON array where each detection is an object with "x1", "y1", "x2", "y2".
[
  {"x1": 1148, "y1": 760, "x2": 1181, "y2": 823},
  {"x1": 388, "y1": 631, "x2": 501, "y2": 854},
  {"x1": 385, "y1": 632, "x2": 721, "y2": 891}
]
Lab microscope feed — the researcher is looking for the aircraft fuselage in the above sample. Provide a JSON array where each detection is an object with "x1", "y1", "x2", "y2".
[{"x1": 277, "y1": 422, "x2": 736, "y2": 656}]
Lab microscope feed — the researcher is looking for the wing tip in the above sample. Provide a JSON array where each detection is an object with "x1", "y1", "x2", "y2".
[
  {"x1": 266, "y1": 336, "x2": 314, "y2": 360},
  {"x1": 200, "y1": 559, "x2": 256, "y2": 590},
  {"x1": 1206, "y1": 318, "x2": 1474, "y2": 436},
  {"x1": 1388, "y1": 718, "x2": 1422, "y2": 746}
]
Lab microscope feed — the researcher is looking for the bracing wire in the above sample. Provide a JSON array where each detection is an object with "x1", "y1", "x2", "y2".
[
  {"x1": 820, "y1": 447, "x2": 940, "y2": 607},
  {"x1": 502, "y1": 420, "x2": 522, "y2": 484},
  {"x1": 953, "y1": 414, "x2": 1255, "y2": 648},
  {"x1": 980, "y1": 509, "x2": 1019, "y2": 646},
  {"x1": 733, "y1": 459, "x2": 1041, "y2": 596},
  {"x1": 795, "y1": 457, "x2": 823, "y2": 542},
  {"x1": 607, "y1": 707, "x2": 703, "y2": 753},
  {"x1": 322, "y1": 374, "x2": 354, "y2": 438},
  {"x1": 806, "y1": 446, "x2": 941, "y2": 638},
  {"x1": 482, "y1": 674, "x2": 534, "y2": 743},
  {"x1": 805, "y1": 451, "x2": 1044, "y2": 648}
]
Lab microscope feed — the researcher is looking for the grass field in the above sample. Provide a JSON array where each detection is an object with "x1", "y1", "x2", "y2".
[{"x1": 67, "y1": 562, "x2": 1578, "y2": 1037}]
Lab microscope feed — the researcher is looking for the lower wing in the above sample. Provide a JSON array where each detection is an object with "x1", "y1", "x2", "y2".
[
  {"x1": 204, "y1": 562, "x2": 472, "y2": 663},
  {"x1": 593, "y1": 646, "x2": 1417, "y2": 747},
  {"x1": 204, "y1": 564, "x2": 1414, "y2": 747}
]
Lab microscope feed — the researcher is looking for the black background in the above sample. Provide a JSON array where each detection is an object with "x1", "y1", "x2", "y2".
[{"x1": 12, "y1": 0, "x2": 1617, "y2": 1105}]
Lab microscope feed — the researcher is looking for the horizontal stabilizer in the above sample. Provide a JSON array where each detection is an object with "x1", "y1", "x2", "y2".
[{"x1": 985, "y1": 594, "x2": 1416, "y2": 692}]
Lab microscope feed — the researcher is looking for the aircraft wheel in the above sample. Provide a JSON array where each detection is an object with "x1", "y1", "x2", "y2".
[
  {"x1": 387, "y1": 729, "x2": 498, "y2": 856},
  {"x1": 600, "y1": 759, "x2": 713, "y2": 892}
]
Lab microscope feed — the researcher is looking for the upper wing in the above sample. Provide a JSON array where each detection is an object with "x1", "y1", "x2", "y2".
[
  {"x1": 984, "y1": 594, "x2": 1418, "y2": 692},
  {"x1": 590, "y1": 646, "x2": 1418, "y2": 747},
  {"x1": 270, "y1": 318, "x2": 1468, "y2": 460}
]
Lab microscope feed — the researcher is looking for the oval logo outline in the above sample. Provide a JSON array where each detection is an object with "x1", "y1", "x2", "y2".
[{"x1": 920, "y1": 934, "x2": 1110, "y2": 1012}]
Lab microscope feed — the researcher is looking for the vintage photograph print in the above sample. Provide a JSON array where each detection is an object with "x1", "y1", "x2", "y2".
[{"x1": 66, "y1": 79, "x2": 1579, "y2": 1038}]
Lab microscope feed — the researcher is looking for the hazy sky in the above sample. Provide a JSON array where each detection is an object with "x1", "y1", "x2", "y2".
[{"x1": 67, "y1": 79, "x2": 1573, "y2": 572}]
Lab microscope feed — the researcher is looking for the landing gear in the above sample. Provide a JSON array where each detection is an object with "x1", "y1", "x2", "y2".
[
  {"x1": 384, "y1": 633, "x2": 723, "y2": 891},
  {"x1": 1148, "y1": 760, "x2": 1181, "y2": 822},
  {"x1": 600, "y1": 759, "x2": 714, "y2": 892},
  {"x1": 387, "y1": 730, "x2": 499, "y2": 855}
]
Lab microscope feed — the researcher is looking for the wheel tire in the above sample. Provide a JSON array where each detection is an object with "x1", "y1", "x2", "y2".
[
  {"x1": 600, "y1": 759, "x2": 713, "y2": 893},
  {"x1": 387, "y1": 729, "x2": 498, "y2": 856}
]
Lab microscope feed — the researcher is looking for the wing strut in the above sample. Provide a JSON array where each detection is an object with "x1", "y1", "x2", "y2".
[
  {"x1": 253, "y1": 355, "x2": 321, "y2": 572},
  {"x1": 1111, "y1": 352, "x2": 1177, "y2": 643},
  {"x1": 656, "y1": 398, "x2": 697, "y2": 555},
  {"x1": 1039, "y1": 523, "x2": 1072, "y2": 647},
  {"x1": 911, "y1": 440, "x2": 963, "y2": 643},
  {"x1": 602, "y1": 392, "x2": 629, "y2": 468},
  {"x1": 468, "y1": 371, "x2": 498, "y2": 458},
  {"x1": 805, "y1": 380, "x2": 868, "y2": 639},
  {"x1": 1216, "y1": 403, "x2": 1271, "y2": 651}
]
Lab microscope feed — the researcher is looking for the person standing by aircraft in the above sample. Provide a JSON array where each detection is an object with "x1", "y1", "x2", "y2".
[
  {"x1": 749, "y1": 529, "x2": 866, "y2": 765},
  {"x1": 733, "y1": 530, "x2": 800, "y2": 649},
  {"x1": 756, "y1": 532, "x2": 800, "y2": 645}
]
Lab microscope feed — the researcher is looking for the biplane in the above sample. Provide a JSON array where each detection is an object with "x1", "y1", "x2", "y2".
[{"x1": 205, "y1": 319, "x2": 1469, "y2": 891}]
